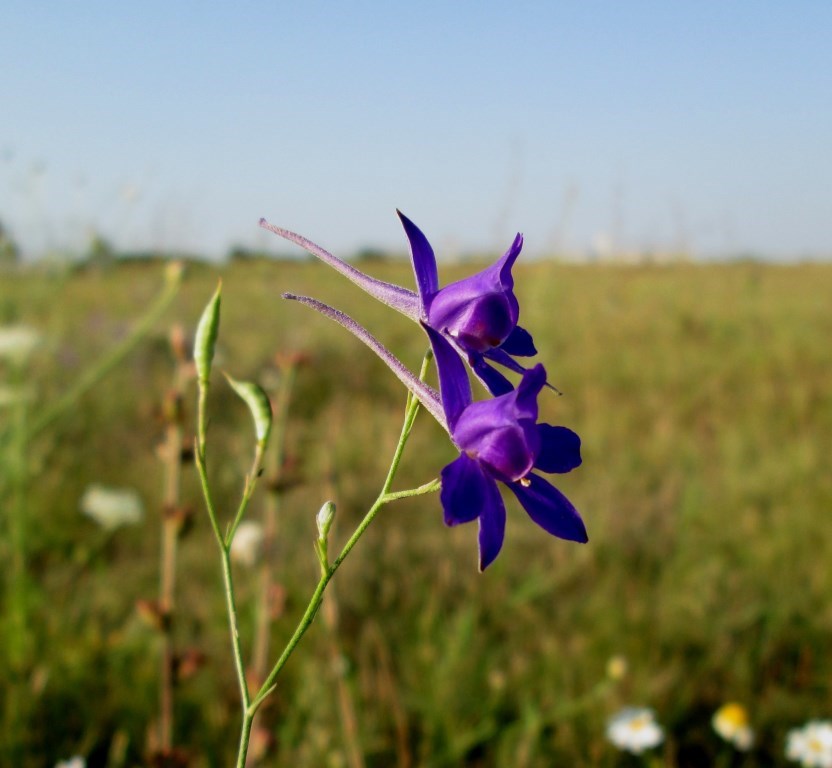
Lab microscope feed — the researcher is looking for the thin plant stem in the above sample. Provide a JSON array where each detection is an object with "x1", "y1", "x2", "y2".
[
  {"x1": 249, "y1": 357, "x2": 299, "y2": 762},
  {"x1": 194, "y1": 386, "x2": 257, "y2": 713},
  {"x1": 195, "y1": 364, "x2": 272, "y2": 768},
  {"x1": 157, "y1": 330, "x2": 190, "y2": 753},
  {"x1": 250, "y1": 351, "x2": 436, "y2": 719},
  {"x1": 236, "y1": 467, "x2": 439, "y2": 767},
  {"x1": 196, "y1": 346, "x2": 440, "y2": 768},
  {"x1": 219, "y1": 545, "x2": 251, "y2": 710},
  {"x1": 244, "y1": 380, "x2": 440, "y2": 735}
]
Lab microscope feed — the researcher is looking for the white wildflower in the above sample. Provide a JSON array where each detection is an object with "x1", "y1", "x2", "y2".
[
  {"x1": 55, "y1": 757, "x2": 85, "y2": 768},
  {"x1": 606, "y1": 707, "x2": 664, "y2": 754},
  {"x1": 230, "y1": 521, "x2": 265, "y2": 567},
  {"x1": 786, "y1": 720, "x2": 832, "y2": 767},
  {"x1": 79, "y1": 484, "x2": 144, "y2": 530},
  {"x1": 0, "y1": 325, "x2": 41, "y2": 363},
  {"x1": 713, "y1": 702, "x2": 754, "y2": 751}
]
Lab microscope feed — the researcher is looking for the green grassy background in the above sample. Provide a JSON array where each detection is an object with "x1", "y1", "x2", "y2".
[{"x1": 1, "y1": 256, "x2": 831, "y2": 767}]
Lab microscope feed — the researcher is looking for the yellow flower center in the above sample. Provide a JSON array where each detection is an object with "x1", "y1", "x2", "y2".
[{"x1": 719, "y1": 704, "x2": 748, "y2": 728}]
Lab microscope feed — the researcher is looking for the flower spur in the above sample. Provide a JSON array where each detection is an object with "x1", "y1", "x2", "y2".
[{"x1": 260, "y1": 212, "x2": 545, "y2": 396}]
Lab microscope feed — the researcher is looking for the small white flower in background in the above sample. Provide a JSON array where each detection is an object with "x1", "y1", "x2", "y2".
[
  {"x1": 786, "y1": 720, "x2": 832, "y2": 767},
  {"x1": 55, "y1": 757, "x2": 85, "y2": 768},
  {"x1": 79, "y1": 484, "x2": 144, "y2": 531},
  {"x1": 0, "y1": 325, "x2": 41, "y2": 364},
  {"x1": 713, "y1": 702, "x2": 754, "y2": 751},
  {"x1": 0, "y1": 384, "x2": 32, "y2": 408},
  {"x1": 606, "y1": 707, "x2": 664, "y2": 754},
  {"x1": 230, "y1": 521, "x2": 265, "y2": 567}
]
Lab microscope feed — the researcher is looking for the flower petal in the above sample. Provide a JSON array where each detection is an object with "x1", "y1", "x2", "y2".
[
  {"x1": 477, "y1": 475, "x2": 507, "y2": 571},
  {"x1": 397, "y1": 210, "x2": 439, "y2": 315},
  {"x1": 507, "y1": 473, "x2": 587, "y2": 543},
  {"x1": 496, "y1": 233, "x2": 523, "y2": 288},
  {"x1": 470, "y1": 354, "x2": 515, "y2": 396},
  {"x1": 282, "y1": 293, "x2": 448, "y2": 430},
  {"x1": 261, "y1": 218, "x2": 421, "y2": 320},
  {"x1": 440, "y1": 453, "x2": 491, "y2": 526},
  {"x1": 423, "y1": 324, "x2": 471, "y2": 429},
  {"x1": 484, "y1": 347, "x2": 562, "y2": 394},
  {"x1": 499, "y1": 325, "x2": 537, "y2": 357},
  {"x1": 425, "y1": 234, "x2": 524, "y2": 354},
  {"x1": 440, "y1": 454, "x2": 506, "y2": 570},
  {"x1": 450, "y1": 367, "x2": 546, "y2": 483},
  {"x1": 429, "y1": 292, "x2": 518, "y2": 350},
  {"x1": 534, "y1": 425, "x2": 582, "y2": 474},
  {"x1": 513, "y1": 364, "x2": 547, "y2": 422}
]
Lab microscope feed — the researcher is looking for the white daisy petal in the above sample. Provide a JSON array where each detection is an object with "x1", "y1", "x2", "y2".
[{"x1": 606, "y1": 707, "x2": 664, "y2": 754}]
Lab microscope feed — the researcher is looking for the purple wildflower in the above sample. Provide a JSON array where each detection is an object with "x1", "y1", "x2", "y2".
[
  {"x1": 260, "y1": 213, "x2": 543, "y2": 396},
  {"x1": 398, "y1": 211, "x2": 539, "y2": 396},
  {"x1": 283, "y1": 293, "x2": 587, "y2": 570},
  {"x1": 425, "y1": 323, "x2": 586, "y2": 569}
]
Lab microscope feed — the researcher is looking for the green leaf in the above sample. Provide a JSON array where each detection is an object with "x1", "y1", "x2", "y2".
[{"x1": 225, "y1": 374, "x2": 273, "y2": 446}]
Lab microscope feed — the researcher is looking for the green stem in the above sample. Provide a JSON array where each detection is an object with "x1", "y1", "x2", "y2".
[
  {"x1": 249, "y1": 385, "x2": 436, "y2": 715},
  {"x1": 194, "y1": 442, "x2": 223, "y2": 544},
  {"x1": 226, "y1": 444, "x2": 265, "y2": 545},
  {"x1": 220, "y1": 546, "x2": 250, "y2": 709},
  {"x1": 28, "y1": 265, "x2": 182, "y2": 439},
  {"x1": 195, "y1": 397, "x2": 255, "y2": 681},
  {"x1": 230, "y1": 350, "x2": 438, "y2": 768},
  {"x1": 195, "y1": 363, "x2": 274, "y2": 768}
]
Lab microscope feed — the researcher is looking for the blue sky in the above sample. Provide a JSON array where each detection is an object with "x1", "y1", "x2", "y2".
[{"x1": 2, "y1": 1, "x2": 830, "y2": 260}]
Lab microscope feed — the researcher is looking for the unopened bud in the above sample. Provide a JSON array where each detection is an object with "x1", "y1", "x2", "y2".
[
  {"x1": 316, "y1": 501, "x2": 336, "y2": 541},
  {"x1": 193, "y1": 283, "x2": 221, "y2": 384}
]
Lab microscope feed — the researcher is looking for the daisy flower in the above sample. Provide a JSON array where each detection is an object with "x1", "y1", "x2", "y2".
[{"x1": 606, "y1": 707, "x2": 664, "y2": 755}]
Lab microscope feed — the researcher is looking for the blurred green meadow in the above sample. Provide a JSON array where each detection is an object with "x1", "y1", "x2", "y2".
[{"x1": 1, "y1": 255, "x2": 831, "y2": 767}]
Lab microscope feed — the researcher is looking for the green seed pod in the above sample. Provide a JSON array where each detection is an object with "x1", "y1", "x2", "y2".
[
  {"x1": 194, "y1": 283, "x2": 221, "y2": 384},
  {"x1": 316, "y1": 500, "x2": 336, "y2": 542},
  {"x1": 225, "y1": 374, "x2": 273, "y2": 446}
]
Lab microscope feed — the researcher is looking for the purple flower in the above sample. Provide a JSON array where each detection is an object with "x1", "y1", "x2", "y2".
[
  {"x1": 425, "y1": 323, "x2": 586, "y2": 570},
  {"x1": 399, "y1": 211, "x2": 539, "y2": 396},
  {"x1": 282, "y1": 293, "x2": 587, "y2": 570},
  {"x1": 260, "y1": 213, "x2": 543, "y2": 396}
]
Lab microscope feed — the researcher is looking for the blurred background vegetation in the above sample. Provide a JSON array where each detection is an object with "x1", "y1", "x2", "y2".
[{"x1": 1, "y1": 250, "x2": 831, "y2": 767}]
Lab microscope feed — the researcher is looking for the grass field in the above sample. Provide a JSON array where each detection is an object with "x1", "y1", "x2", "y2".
[{"x1": 1, "y1": 255, "x2": 831, "y2": 767}]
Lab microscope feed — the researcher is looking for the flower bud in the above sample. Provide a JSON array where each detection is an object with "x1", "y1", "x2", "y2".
[
  {"x1": 193, "y1": 283, "x2": 221, "y2": 384},
  {"x1": 316, "y1": 501, "x2": 336, "y2": 541}
]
